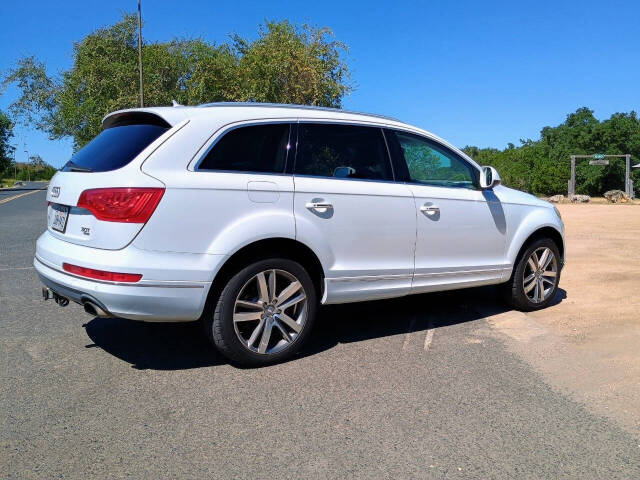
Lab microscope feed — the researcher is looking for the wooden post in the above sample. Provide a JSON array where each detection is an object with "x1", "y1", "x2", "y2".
[{"x1": 625, "y1": 154, "x2": 631, "y2": 197}]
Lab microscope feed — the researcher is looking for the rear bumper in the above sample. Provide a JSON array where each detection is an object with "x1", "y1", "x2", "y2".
[{"x1": 34, "y1": 231, "x2": 226, "y2": 322}]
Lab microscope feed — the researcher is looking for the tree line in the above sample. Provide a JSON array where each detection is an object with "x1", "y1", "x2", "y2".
[{"x1": 463, "y1": 107, "x2": 640, "y2": 196}]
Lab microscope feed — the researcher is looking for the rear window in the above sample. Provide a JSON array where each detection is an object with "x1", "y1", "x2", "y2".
[
  {"x1": 61, "y1": 124, "x2": 169, "y2": 173},
  {"x1": 197, "y1": 123, "x2": 291, "y2": 173},
  {"x1": 295, "y1": 124, "x2": 393, "y2": 181}
]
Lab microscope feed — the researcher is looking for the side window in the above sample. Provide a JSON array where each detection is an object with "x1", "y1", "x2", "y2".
[
  {"x1": 198, "y1": 123, "x2": 290, "y2": 173},
  {"x1": 295, "y1": 124, "x2": 393, "y2": 181},
  {"x1": 394, "y1": 131, "x2": 477, "y2": 189}
]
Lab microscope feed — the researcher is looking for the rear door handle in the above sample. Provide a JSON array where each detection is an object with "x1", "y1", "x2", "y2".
[
  {"x1": 306, "y1": 202, "x2": 333, "y2": 210},
  {"x1": 420, "y1": 204, "x2": 440, "y2": 216}
]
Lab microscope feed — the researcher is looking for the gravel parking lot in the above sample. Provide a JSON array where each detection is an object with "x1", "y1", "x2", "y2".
[{"x1": 2, "y1": 191, "x2": 639, "y2": 479}]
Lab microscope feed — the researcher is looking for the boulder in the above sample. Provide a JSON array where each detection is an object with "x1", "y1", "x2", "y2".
[
  {"x1": 603, "y1": 190, "x2": 630, "y2": 203},
  {"x1": 569, "y1": 194, "x2": 590, "y2": 203},
  {"x1": 547, "y1": 194, "x2": 565, "y2": 203}
]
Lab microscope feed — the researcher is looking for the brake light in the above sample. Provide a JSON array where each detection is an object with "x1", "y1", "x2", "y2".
[
  {"x1": 63, "y1": 263, "x2": 142, "y2": 282},
  {"x1": 77, "y1": 187, "x2": 164, "y2": 223}
]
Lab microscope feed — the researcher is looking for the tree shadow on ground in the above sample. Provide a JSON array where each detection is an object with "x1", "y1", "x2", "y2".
[{"x1": 84, "y1": 285, "x2": 567, "y2": 370}]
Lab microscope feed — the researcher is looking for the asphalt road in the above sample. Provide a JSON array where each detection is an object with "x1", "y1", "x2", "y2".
[
  {"x1": 1, "y1": 191, "x2": 639, "y2": 479},
  {"x1": 0, "y1": 181, "x2": 48, "y2": 204}
]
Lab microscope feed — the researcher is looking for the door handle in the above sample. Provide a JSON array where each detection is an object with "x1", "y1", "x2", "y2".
[
  {"x1": 305, "y1": 201, "x2": 333, "y2": 210},
  {"x1": 420, "y1": 204, "x2": 440, "y2": 216}
]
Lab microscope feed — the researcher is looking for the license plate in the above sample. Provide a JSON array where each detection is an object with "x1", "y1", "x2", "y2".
[{"x1": 50, "y1": 204, "x2": 70, "y2": 233}]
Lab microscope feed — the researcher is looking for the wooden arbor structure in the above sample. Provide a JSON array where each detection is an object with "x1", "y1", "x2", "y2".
[{"x1": 568, "y1": 154, "x2": 634, "y2": 198}]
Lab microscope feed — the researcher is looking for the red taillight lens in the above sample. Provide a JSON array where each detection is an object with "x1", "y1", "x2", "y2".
[
  {"x1": 77, "y1": 187, "x2": 164, "y2": 223},
  {"x1": 63, "y1": 263, "x2": 142, "y2": 283}
]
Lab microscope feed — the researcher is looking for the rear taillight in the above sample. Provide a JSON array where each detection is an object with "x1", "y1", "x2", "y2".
[
  {"x1": 63, "y1": 263, "x2": 142, "y2": 283},
  {"x1": 77, "y1": 187, "x2": 164, "y2": 223}
]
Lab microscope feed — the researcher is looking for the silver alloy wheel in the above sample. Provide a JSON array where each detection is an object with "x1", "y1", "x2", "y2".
[
  {"x1": 523, "y1": 247, "x2": 558, "y2": 303},
  {"x1": 232, "y1": 269, "x2": 308, "y2": 355}
]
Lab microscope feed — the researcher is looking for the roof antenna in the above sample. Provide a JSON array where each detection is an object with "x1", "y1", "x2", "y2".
[{"x1": 172, "y1": 100, "x2": 182, "y2": 107}]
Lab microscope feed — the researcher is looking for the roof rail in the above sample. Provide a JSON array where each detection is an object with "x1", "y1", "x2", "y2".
[{"x1": 196, "y1": 102, "x2": 402, "y2": 123}]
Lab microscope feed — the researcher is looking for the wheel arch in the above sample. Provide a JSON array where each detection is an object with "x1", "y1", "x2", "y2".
[
  {"x1": 509, "y1": 225, "x2": 565, "y2": 275},
  {"x1": 205, "y1": 238, "x2": 325, "y2": 310}
]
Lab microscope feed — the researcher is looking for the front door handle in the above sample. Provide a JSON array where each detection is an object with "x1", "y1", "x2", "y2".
[
  {"x1": 420, "y1": 204, "x2": 440, "y2": 216},
  {"x1": 306, "y1": 201, "x2": 333, "y2": 211}
]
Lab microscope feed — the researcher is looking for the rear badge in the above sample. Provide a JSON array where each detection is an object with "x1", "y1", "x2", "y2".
[
  {"x1": 51, "y1": 186, "x2": 60, "y2": 198},
  {"x1": 81, "y1": 227, "x2": 90, "y2": 236}
]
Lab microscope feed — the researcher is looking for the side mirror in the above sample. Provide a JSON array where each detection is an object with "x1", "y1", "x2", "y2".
[
  {"x1": 480, "y1": 166, "x2": 501, "y2": 190},
  {"x1": 334, "y1": 166, "x2": 356, "y2": 178}
]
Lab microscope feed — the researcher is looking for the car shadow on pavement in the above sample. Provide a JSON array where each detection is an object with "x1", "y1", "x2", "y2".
[
  {"x1": 83, "y1": 285, "x2": 567, "y2": 370},
  {"x1": 83, "y1": 317, "x2": 227, "y2": 370}
]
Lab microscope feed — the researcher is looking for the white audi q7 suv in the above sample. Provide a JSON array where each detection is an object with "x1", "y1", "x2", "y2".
[{"x1": 36, "y1": 103, "x2": 564, "y2": 366}]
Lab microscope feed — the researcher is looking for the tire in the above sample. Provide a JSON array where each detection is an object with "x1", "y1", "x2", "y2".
[
  {"x1": 204, "y1": 258, "x2": 317, "y2": 367},
  {"x1": 504, "y1": 237, "x2": 562, "y2": 312}
]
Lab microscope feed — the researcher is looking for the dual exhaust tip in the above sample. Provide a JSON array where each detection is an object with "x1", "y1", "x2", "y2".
[{"x1": 41, "y1": 287, "x2": 111, "y2": 318}]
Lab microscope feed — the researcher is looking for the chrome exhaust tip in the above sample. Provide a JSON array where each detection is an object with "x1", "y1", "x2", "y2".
[{"x1": 83, "y1": 301, "x2": 111, "y2": 318}]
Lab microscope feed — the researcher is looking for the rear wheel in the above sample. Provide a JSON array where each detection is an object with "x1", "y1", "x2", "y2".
[
  {"x1": 205, "y1": 258, "x2": 317, "y2": 366},
  {"x1": 505, "y1": 238, "x2": 561, "y2": 311}
]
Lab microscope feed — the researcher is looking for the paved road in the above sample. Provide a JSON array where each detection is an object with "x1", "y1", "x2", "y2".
[
  {"x1": 0, "y1": 181, "x2": 48, "y2": 204},
  {"x1": 1, "y1": 191, "x2": 639, "y2": 479}
]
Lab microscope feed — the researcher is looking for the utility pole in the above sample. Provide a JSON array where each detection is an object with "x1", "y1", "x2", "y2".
[
  {"x1": 137, "y1": 0, "x2": 144, "y2": 107},
  {"x1": 24, "y1": 147, "x2": 28, "y2": 183}
]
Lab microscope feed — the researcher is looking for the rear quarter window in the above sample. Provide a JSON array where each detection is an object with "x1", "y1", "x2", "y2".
[
  {"x1": 62, "y1": 124, "x2": 169, "y2": 173},
  {"x1": 197, "y1": 123, "x2": 291, "y2": 174}
]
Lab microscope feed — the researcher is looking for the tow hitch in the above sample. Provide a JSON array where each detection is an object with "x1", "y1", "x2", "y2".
[{"x1": 42, "y1": 287, "x2": 69, "y2": 306}]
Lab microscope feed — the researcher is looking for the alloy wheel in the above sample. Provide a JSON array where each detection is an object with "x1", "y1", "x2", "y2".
[
  {"x1": 232, "y1": 269, "x2": 308, "y2": 355},
  {"x1": 523, "y1": 247, "x2": 558, "y2": 303}
]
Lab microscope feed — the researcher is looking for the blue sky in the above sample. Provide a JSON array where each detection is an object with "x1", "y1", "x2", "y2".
[{"x1": 1, "y1": 0, "x2": 638, "y2": 167}]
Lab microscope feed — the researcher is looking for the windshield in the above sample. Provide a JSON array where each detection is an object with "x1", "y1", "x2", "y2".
[{"x1": 62, "y1": 124, "x2": 169, "y2": 172}]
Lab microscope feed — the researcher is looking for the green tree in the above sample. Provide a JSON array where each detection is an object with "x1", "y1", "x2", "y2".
[
  {"x1": 0, "y1": 110, "x2": 15, "y2": 176},
  {"x1": 232, "y1": 21, "x2": 350, "y2": 107},
  {"x1": 464, "y1": 108, "x2": 640, "y2": 196},
  {"x1": 3, "y1": 14, "x2": 351, "y2": 150}
]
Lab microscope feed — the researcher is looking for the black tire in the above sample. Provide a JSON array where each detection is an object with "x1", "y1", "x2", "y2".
[
  {"x1": 504, "y1": 237, "x2": 562, "y2": 311},
  {"x1": 204, "y1": 258, "x2": 317, "y2": 367}
]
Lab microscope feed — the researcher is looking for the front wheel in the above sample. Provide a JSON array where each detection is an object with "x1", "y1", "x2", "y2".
[
  {"x1": 505, "y1": 238, "x2": 561, "y2": 311},
  {"x1": 205, "y1": 258, "x2": 317, "y2": 366}
]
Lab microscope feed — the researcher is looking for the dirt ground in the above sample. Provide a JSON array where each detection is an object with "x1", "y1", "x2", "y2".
[{"x1": 487, "y1": 203, "x2": 640, "y2": 435}]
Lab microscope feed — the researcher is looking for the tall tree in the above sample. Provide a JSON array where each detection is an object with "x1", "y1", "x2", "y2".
[
  {"x1": 0, "y1": 110, "x2": 15, "y2": 175},
  {"x1": 3, "y1": 14, "x2": 351, "y2": 150}
]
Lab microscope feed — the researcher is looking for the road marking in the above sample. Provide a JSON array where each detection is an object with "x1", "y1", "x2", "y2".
[
  {"x1": 402, "y1": 317, "x2": 417, "y2": 350},
  {"x1": 0, "y1": 189, "x2": 43, "y2": 205},
  {"x1": 424, "y1": 322, "x2": 434, "y2": 351},
  {"x1": 424, "y1": 316, "x2": 435, "y2": 351},
  {"x1": 0, "y1": 266, "x2": 35, "y2": 271},
  {"x1": 403, "y1": 315, "x2": 436, "y2": 351}
]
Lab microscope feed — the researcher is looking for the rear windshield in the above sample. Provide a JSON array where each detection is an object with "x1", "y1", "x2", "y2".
[{"x1": 61, "y1": 124, "x2": 169, "y2": 172}]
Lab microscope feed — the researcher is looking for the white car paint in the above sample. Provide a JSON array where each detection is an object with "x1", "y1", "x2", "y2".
[{"x1": 35, "y1": 103, "x2": 564, "y2": 321}]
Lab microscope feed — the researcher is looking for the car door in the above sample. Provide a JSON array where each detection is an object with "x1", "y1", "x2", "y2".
[
  {"x1": 386, "y1": 129, "x2": 508, "y2": 293},
  {"x1": 293, "y1": 122, "x2": 416, "y2": 303}
]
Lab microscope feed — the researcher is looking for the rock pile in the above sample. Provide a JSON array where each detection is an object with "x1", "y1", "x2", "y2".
[
  {"x1": 603, "y1": 190, "x2": 630, "y2": 203},
  {"x1": 569, "y1": 194, "x2": 590, "y2": 203}
]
